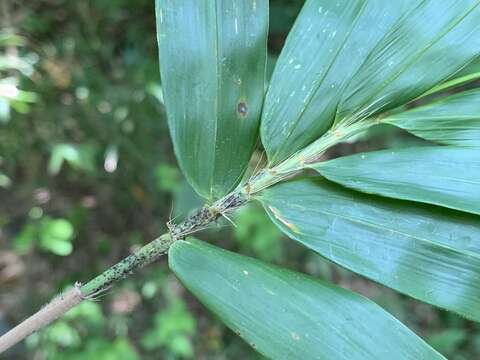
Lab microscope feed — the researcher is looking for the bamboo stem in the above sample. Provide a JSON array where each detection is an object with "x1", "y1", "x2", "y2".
[
  {"x1": 0, "y1": 120, "x2": 373, "y2": 354},
  {"x1": 0, "y1": 234, "x2": 174, "y2": 354},
  {"x1": 0, "y1": 286, "x2": 83, "y2": 353},
  {"x1": 80, "y1": 234, "x2": 174, "y2": 296}
]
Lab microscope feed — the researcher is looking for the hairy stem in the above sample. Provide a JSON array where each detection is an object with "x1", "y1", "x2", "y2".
[
  {"x1": 0, "y1": 119, "x2": 375, "y2": 353},
  {"x1": 80, "y1": 234, "x2": 174, "y2": 296},
  {"x1": 0, "y1": 193, "x2": 251, "y2": 353},
  {"x1": 0, "y1": 234, "x2": 175, "y2": 353},
  {"x1": 0, "y1": 286, "x2": 83, "y2": 353}
]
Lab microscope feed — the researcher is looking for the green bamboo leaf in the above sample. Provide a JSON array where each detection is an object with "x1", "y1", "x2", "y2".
[
  {"x1": 261, "y1": 0, "x2": 410, "y2": 165},
  {"x1": 456, "y1": 55, "x2": 480, "y2": 77},
  {"x1": 420, "y1": 70, "x2": 480, "y2": 97},
  {"x1": 420, "y1": 56, "x2": 480, "y2": 97},
  {"x1": 156, "y1": 0, "x2": 268, "y2": 200},
  {"x1": 382, "y1": 89, "x2": 480, "y2": 147},
  {"x1": 312, "y1": 147, "x2": 480, "y2": 215},
  {"x1": 261, "y1": 0, "x2": 480, "y2": 165},
  {"x1": 259, "y1": 177, "x2": 480, "y2": 322},
  {"x1": 338, "y1": 1, "x2": 480, "y2": 121},
  {"x1": 169, "y1": 238, "x2": 443, "y2": 360}
]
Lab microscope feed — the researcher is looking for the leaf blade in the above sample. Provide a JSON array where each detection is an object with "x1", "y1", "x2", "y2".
[
  {"x1": 169, "y1": 238, "x2": 444, "y2": 360},
  {"x1": 156, "y1": 0, "x2": 268, "y2": 199},
  {"x1": 261, "y1": 0, "x2": 411, "y2": 164},
  {"x1": 259, "y1": 177, "x2": 480, "y2": 321},
  {"x1": 312, "y1": 147, "x2": 480, "y2": 215},
  {"x1": 382, "y1": 89, "x2": 480, "y2": 147},
  {"x1": 261, "y1": 0, "x2": 480, "y2": 164},
  {"x1": 338, "y1": 0, "x2": 480, "y2": 121}
]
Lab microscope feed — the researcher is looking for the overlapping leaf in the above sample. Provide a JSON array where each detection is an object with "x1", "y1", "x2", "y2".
[
  {"x1": 261, "y1": 0, "x2": 480, "y2": 165},
  {"x1": 382, "y1": 89, "x2": 480, "y2": 147},
  {"x1": 338, "y1": 0, "x2": 480, "y2": 121},
  {"x1": 169, "y1": 238, "x2": 443, "y2": 359},
  {"x1": 259, "y1": 178, "x2": 480, "y2": 321},
  {"x1": 422, "y1": 66, "x2": 480, "y2": 96},
  {"x1": 156, "y1": 0, "x2": 268, "y2": 199},
  {"x1": 312, "y1": 147, "x2": 480, "y2": 215},
  {"x1": 428, "y1": 55, "x2": 480, "y2": 95}
]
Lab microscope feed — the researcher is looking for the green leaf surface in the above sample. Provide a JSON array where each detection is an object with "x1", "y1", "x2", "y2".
[
  {"x1": 156, "y1": 0, "x2": 268, "y2": 199},
  {"x1": 312, "y1": 147, "x2": 480, "y2": 215},
  {"x1": 383, "y1": 89, "x2": 480, "y2": 147},
  {"x1": 261, "y1": 0, "x2": 480, "y2": 165},
  {"x1": 259, "y1": 178, "x2": 480, "y2": 322},
  {"x1": 261, "y1": 0, "x2": 410, "y2": 164},
  {"x1": 169, "y1": 238, "x2": 444, "y2": 360},
  {"x1": 453, "y1": 55, "x2": 480, "y2": 78},
  {"x1": 338, "y1": 0, "x2": 480, "y2": 121},
  {"x1": 421, "y1": 69, "x2": 480, "y2": 97}
]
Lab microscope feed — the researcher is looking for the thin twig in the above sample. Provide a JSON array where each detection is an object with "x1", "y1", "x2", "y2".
[
  {"x1": 0, "y1": 234, "x2": 175, "y2": 354},
  {"x1": 0, "y1": 284, "x2": 83, "y2": 353},
  {"x1": 0, "y1": 121, "x2": 374, "y2": 354}
]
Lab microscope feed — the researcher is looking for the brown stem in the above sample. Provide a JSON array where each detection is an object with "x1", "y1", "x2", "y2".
[{"x1": 0, "y1": 285, "x2": 83, "y2": 353}]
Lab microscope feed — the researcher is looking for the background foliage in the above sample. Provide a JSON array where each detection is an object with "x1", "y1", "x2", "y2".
[{"x1": 1, "y1": 0, "x2": 480, "y2": 359}]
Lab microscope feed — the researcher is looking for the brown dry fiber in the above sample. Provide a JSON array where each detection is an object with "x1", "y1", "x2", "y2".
[{"x1": 0, "y1": 285, "x2": 83, "y2": 353}]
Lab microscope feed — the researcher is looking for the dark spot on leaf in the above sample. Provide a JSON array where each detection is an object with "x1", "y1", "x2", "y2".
[{"x1": 237, "y1": 101, "x2": 248, "y2": 117}]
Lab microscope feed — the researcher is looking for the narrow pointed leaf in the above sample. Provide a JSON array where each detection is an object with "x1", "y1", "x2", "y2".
[
  {"x1": 421, "y1": 55, "x2": 480, "y2": 97},
  {"x1": 261, "y1": 0, "x2": 412, "y2": 164},
  {"x1": 169, "y1": 238, "x2": 443, "y2": 360},
  {"x1": 156, "y1": 0, "x2": 268, "y2": 199},
  {"x1": 259, "y1": 178, "x2": 480, "y2": 322},
  {"x1": 261, "y1": 0, "x2": 480, "y2": 165},
  {"x1": 312, "y1": 147, "x2": 480, "y2": 215},
  {"x1": 382, "y1": 89, "x2": 480, "y2": 147},
  {"x1": 450, "y1": 55, "x2": 480, "y2": 80},
  {"x1": 421, "y1": 70, "x2": 480, "y2": 97},
  {"x1": 338, "y1": 0, "x2": 480, "y2": 122}
]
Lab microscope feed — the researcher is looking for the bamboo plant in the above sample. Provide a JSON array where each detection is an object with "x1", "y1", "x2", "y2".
[{"x1": 2, "y1": 0, "x2": 480, "y2": 358}]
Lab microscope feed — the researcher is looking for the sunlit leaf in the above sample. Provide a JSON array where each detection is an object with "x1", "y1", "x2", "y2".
[
  {"x1": 39, "y1": 218, "x2": 75, "y2": 256},
  {"x1": 0, "y1": 172, "x2": 11, "y2": 188},
  {"x1": 48, "y1": 143, "x2": 97, "y2": 175},
  {"x1": 0, "y1": 97, "x2": 10, "y2": 122}
]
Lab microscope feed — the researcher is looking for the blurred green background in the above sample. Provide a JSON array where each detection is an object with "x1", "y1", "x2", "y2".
[{"x1": 1, "y1": 1, "x2": 480, "y2": 359}]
